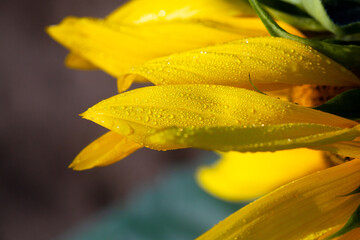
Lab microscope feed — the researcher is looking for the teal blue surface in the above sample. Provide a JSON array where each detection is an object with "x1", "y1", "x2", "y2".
[{"x1": 60, "y1": 160, "x2": 246, "y2": 240}]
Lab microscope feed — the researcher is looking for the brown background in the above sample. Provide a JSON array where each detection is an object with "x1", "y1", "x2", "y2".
[{"x1": 0, "y1": 1, "x2": 197, "y2": 239}]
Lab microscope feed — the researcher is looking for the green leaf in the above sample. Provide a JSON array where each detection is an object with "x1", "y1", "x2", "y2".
[
  {"x1": 301, "y1": 0, "x2": 343, "y2": 35},
  {"x1": 325, "y1": 204, "x2": 360, "y2": 239},
  {"x1": 266, "y1": 7, "x2": 326, "y2": 31},
  {"x1": 302, "y1": 0, "x2": 360, "y2": 36},
  {"x1": 314, "y1": 89, "x2": 360, "y2": 120},
  {"x1": 260, "y1": 0, "x2": 307, "y2": 15},
  {"x1": 261, "y1": 0, "x2": 360, "y2": 35},
  {"x1": 249, "y1": 0, "x2": 360, "y2": 68},
  {"x1": 321, "y1": 0, "x2": 360, "y2": 28},
  {"x1": 342, "y1": 22, "x2": 360, "y2": 35},
  {"x1": 260, "y1": 0, "x2": 327, "y2": 31}
]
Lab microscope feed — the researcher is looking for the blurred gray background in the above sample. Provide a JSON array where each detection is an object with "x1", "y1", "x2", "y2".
[{"x1": 0, "y1": 1, "x2": 198, "y2": 239}]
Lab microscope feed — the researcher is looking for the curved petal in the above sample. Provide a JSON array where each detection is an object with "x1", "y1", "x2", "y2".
[
  {"x1": 196, "y1": 148, "x2": 330, "y2": 201},
  {"x1": 47, "y1": 17, "x2": 303, "y2": 80},
  {"x1": 69, "y1": 131, "x2": 142, "y2": 170},
  {"x1": 197, "y1": 159, "x2": 360, "y2": 240},
  {"x1": 64, "y1": 0, "x2": 256, "y2": 70},
  {"x1": 146, "y1": 123, "x2": 360, "y2": 152},
  {"x1": 80, "y1": 84, "x2": 357, "y2": 150},
  {"x1": 122, "y1": 37, "x2": 360, "y2": 91},
  {"x1": 314, "y1": 141, "x2": 360, "y2": 159},
  {"x1": 65, "y1": 52, "x2": 96, "y2": 70},
  {"x1": 107, "y1": 0, "x2": 255, "y2": 24}
]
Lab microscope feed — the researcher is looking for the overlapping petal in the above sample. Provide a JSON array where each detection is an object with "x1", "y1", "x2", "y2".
[
  {"x1": 69, "y1": 131, "x2": 142, "y2": 170},
  {"x1": 47, "y1": 17, "x2": 302, "y2": 81},
  {"x1": 147, "y1": 123, "x2": 360, "y2": 153},
  {"x1": 196, "y1": 148, "x2": 330, "y2": 201},
  {"x1": 315, "y1": 141, "x2": 360, "y2": 159},
  {"x1": 63, "y1": 0, "x2": 256, "y2": 70},
  {"x1": 197, "y1": 159, "x2": 360, "y2": 240},
  {"x1": 81, "y1": 84, "x2": 357, "y2": 151},
  {"x1": 65, "y1": 52, "x2": 96, "y2": 70},
  {"x1": 122, "y1": 37, "x2": 360, "y2": 91}
]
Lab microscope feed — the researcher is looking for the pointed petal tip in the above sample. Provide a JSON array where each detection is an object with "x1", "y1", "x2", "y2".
[
  {"x1": 68, "y1": 161, "x2": 78, "y2": 170},
  {"x1": 79, "y1": 111, "x2": 89, "y2": 119},
  {"x1": 68, "y1": 161, "x2": 74, "y2": 168},
  {"x1": 45, "y1": 25, "x2": 57, "y2": 38},
  {"x1": 68, "y1": 162, "x2": 93, "y2": 171},
  {"x1": 45, "y1": 25, "x2": 52, "y2": 34},
  {"x1": 68, "y1": 159, "x2": 87, "y2": 171},
  {"x1": 117, "y1": 75, "x2": 135, "y2": 93}
]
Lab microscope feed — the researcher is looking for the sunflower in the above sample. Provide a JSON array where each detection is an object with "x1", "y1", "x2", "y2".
[{"x1": 47, "y1": 0, "x2": 360, "y2": 239}]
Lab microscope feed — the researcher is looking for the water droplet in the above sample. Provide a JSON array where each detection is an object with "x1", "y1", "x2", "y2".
[
  {"x1": 158, "y1": 10, "x2": 166, "y2": 17},
  {"x1": 117, "y1": 123, "x2": 134, "y2": 136}
]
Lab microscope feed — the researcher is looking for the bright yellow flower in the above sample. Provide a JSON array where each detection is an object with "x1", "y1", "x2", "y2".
[
  {"x1": 48, "y1": 0, "x2": 360, "y2": 238},
  {"x1": 46, "y1": 0, "x2": 303, "y2": 91}
]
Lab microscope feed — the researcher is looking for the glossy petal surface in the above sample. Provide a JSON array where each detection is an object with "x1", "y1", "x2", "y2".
[
  {"x1": 123, "y1": 37, "x2": 360, "y2": 90},
  {"x1": 81, "y1": 85, "x2": 357, "y2": 150},
  {"x1": 197, "y1": 159, "x2": 360, "y2": 240}
]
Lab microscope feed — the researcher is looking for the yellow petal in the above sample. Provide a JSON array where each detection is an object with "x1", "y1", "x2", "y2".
[
  {"x1": 107, "y1": 0, "x2": 255, "y2": 24},
  {"x1": 123, "y1": 37, "x2": 360, "y2": 91},
  {"x1": 197, "y1": 159, "x2": 360, "y2": 240},
  {"x1": 69, "y1": 131, "x2": 142, "y2": 170},
  {"x1": 65, "y1": 52, "x2": 96, "y2": 70},
  {"x1": 81, "y1": 84, "x2": 357, "y2": 150},
  {"x1": 47, "y1": 17, "x2": 302, "y2": 80},
  {"x1": 197, "y1": 149, "x2": 330, "y2": 201},
  {"x1": 146, "y1": 123, "x2": 360, "y2": 152},
  {"x1": 65, "y1": 0, "x2": 256, "y2": 70},
  {"x1": 315, "y1": 141, "x2": 360, "y2": 159}
]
